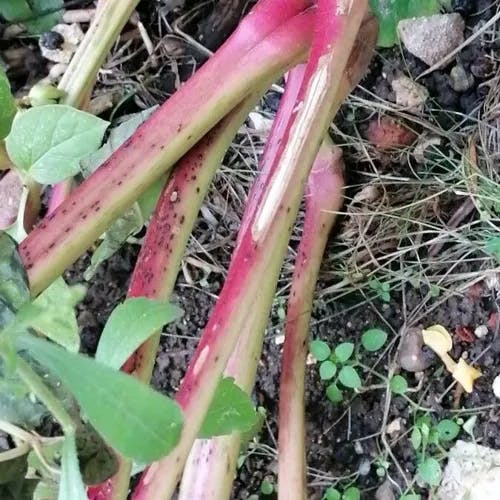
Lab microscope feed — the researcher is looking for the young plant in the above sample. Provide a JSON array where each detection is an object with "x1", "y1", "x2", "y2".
[
  {"x1": 324, "y1": 485, "x2": 361, "y2": 500},
  {"x1": 410, "y1": 414, "x2": 460, "y2": 488},
  {"x1": 310, "y1": 327, "x2": 388, "y2": 403}
]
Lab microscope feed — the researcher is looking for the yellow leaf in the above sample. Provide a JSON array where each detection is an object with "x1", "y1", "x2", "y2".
[
  {"x1": 422, "y1": 324, "x2": 453, "y2": 356},
  {"x1": 452, "y1": 359, "x2": 481, "y2": 393}
]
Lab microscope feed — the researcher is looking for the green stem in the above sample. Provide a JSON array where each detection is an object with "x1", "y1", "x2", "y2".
[
  {"x1": 15, "y1": 356, "x2": 76, "y2": 434},
  {"x1": 58, "y1": 0, "x2": 140, "y2": 108}
]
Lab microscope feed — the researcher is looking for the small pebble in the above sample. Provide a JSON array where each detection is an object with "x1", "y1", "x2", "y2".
[
  {"x1": 40, "y1": 30, "x2": 64, "y2": 50},
  {"x1": 358, "y1": 457, "x2": 371, "y2": 476},
  {"x1": 492, "y1": 375, "x2": 500, "y2": 399},
  {"x1": 391, "y1": 75, "x2": 429, "y2": 112},
  {"x1": 386, "y1": 417, "x2": 402, "y2": 436},
  {"x1": 449, "y1": 64, "x2": 474, "y2": 92},
  {"x1": 474, "y1": 325, "x2": 489, "y2": 339}
]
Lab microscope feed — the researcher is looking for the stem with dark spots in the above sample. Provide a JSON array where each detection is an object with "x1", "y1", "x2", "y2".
[
  {"x1": 277, "y1": 140, "x2": 344, "y2": 500},
  {"x1": 87, "y1": 91, "x2": 268, "y2": 500},
  {"x1": 132, "y1": 5, "x2": 368, "y2": 498},
  {"x1": 20, "y1": 8, "x2": 314, "y2": 297}
]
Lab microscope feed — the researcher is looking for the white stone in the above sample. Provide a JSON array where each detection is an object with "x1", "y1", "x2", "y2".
[
  {"x1": 438, "y1": 440, "x2": 500, "y2": 499},
  {"x1": 398, "y1": 14, "x2": 465, "y2": 67},
  {"x1": 493, "y1": 375, "x2": 500, "y2": 399},
  {"x1": 391, "y1": 75, "x2": 429, "y2": 112},
  {"x1": 474, "y1": 325, "x2": 488, "y2": 339},
  {"x1": 39, "y1": 23, "x2": 84, "y2": 64}
]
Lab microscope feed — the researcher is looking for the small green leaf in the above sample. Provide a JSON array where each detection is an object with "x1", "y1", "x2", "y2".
[
  {"x1": 462, "y1": 415, "x2": 477, "y2": 438},
  {"x1": 319, "y1": 360, "x2": 337, "y2": 380},
  {"x1": 338, "y1": 366, "x2": 362, "y2": 389},
  {"x1": 260, "y1": 479, "x2": 274, "y2": 495},
  {"x1": 326, "y1": 383, "x2": 343, "y2": 403},
  {"x1": 80, "y1": 107, "x2": 157, "y2": 177},
  {"x1": 417, "y1": 457, "x2": 441, "y2": 486},
  {"x1": 361, "y1": 328, "x2": 388, "y2": 352},
  {"x1": 389, "y1": 375, "x2": 408, "y2": 395},
  {"x1": 6, "y1": 105, "x2": 108, "y2": 184},
  {"x1": 199, "y1": 377, "x2": 258, "y2": 438},
  {"x1": 436, "y1": 419, "x2": 460, "y2": 442},
  {"x1": 16, "y1": 278, "x2": 85, "y2": 351},
  {"x1": 0, "y1": 0, "x2": 63, "y2": 34},
  {"x1": 410, "y1": 427, "x2": 422, "y2": 450},
  {"x1": 324, "y1": 487, "x2": 341, "y2": 500},
  {"x1": 58, "y1": 433, "x2": 86, "y2": 500},
  {"x1": 18, "y1": 334, "x2": 184, "y2": 462},
  {"x1": 310, "y1": 340, "x2": 331, "y2": 361},
  {"x1": 400, "y1": 495, "x2": 421, "y2": 500},
  {"x1": 334, "y1": 342, "x2": 354, "y2": 363},
  {"x1": 0, "y1": 68, "x2": 16, "y2": 139},
  {"x1": 0, "y1": 232, "x2": 29, "y2": 316},
  {"x1": 343, "y1": 486, "x2": 361, "y2": 500},
  {"x1": 486, "y1": 236, "x2": 500, "y2": 263},
  {"x1": 96, "y1": 297, "x2": 183, "y2": 370},
  {"x1": 84, "y1": 204, "x2": 144, "y2": 280},
  {"x1": 369, "y1": 0, "x2": 441, "y2": 47}
]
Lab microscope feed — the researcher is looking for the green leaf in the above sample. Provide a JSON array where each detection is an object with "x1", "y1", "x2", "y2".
[
  {"x1": 389, "y1": 375, "x2": 408, "y2": 395},
  {"x1": 80, "y1": 106, "x2": 157, "y2": 177},
  {"x1": 6, "y1": 105, "x2": 108, "y2": 184},
  {"x1": 16, "y1": 278, "x2": 85, "y2": 351},
  {"x1": 462, "y1": 415, "x2": 477, "y2": 438},
  {"x1": 260, "y1": 479, "x2": 274, "y2": 495},
  {"x1": 417, "y1": 457, "x2": 441, "y2": 486},
  {"x1": 96, "y1": 297, "x2": 183, "y2": 370},
  {"x1": 486, "y1": 236, "x2": 500, "y2": 263},
  {"x1": 0, "y1": 0, "x2": 63, "y2": 34},
  {"x1": 0, "y1": 478, "x2": 38, "y2": 500},
  {"x1": 137, "y1": 178, "x2": 165, "y2": 219},
  {"x1": 334, "y1": 342, "x2": 354, "y2": 363},
  {"x1": 338, "y1": 366, "x2": 362, "y2": 389},
  {"x1": 18, "y1": 334, "x2": 184, "y2": 462},
  {"x1": 0, "y1": 232, "x2": 29, "y2": 316},
  {"x1": 400, "y1": 495, "x2": 421, "y2": 500},
  {"x1": 319, "y1": 360, "x2": 337, "y2": 380},
  {"x1": 84, "y1": 204, "x2": 144, "y2": 280},
  {"x1": 324, "y1": 487, "x2": 341, "y2": 500},
  {"x1": 199, "y1": 377, "x2": 258, "y2": 438},
  {"x1": 436, "y1": 419, "x2": 460, "y2": 442},
  {"x1": 410, "y1": 427, "x2": 422, "y2": 450},
  {"x1": 326, "y1": 383, "x2": 343, "y2": 403},
  {"x1": 369, "y1": 0, "x2": 441, "y2": 47},
  {"x1": 343, "y1": 486, "x2": 361, "y2": 500},
  {"x1": 0, "y1": 69, "x2": 16, "y2": 139},
  {"x1": 58, "y1": 433, "x2": 86, "y2": 500},
  {"x1": 310, "y1": 340, "x2": 331, "y2": 361},
  {"x1": 361, "y1": 328, "x2": 388, "y2": 352}
]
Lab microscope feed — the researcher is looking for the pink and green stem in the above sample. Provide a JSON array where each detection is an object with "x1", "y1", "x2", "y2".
[
  {"x1": 20, "y1": 7, "x2": 314, "y2": 297},
  {"x1": 87, "y1": 91, "x2": 268, "y2": 500},
  {"x1": 278, "y1": 140, "x2": 344, "y2": 500},
  {"x1": 132, "y1": 3, "x2": 367, "y2": 499}
]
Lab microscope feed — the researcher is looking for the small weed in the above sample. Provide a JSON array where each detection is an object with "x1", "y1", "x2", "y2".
[
  {"x1": 324, "y1": 485, "x2": 361, "y2": 500},
  {"x1": 367, "y1": 278, "x2": 391, "y2": 302},
  {"x1": 310, "y1": 328, "x2": 389, "y2": 404}
]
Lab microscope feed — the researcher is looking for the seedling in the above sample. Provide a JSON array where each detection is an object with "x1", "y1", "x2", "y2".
[
  {"x1": 324, "y1": 485, "x2": 361, "y2": 500},
  {"x1": 310, "y1": 328, "x2": 389, "y2": 403},
  {"x1": 368, "y1": 278, "x2": 391, "y2": 302},
  {"x1": 410, "y1": 414, "x2": 460, "y2": 487}
]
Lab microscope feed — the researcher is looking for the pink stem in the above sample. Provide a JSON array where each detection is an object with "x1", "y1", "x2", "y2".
[
  {"x1": 20, "y1": 7, "x2": 314, "y2": 297},
  {"x1": 47, "y1": 179, "x2": 73, "y2": 215},
  {"x1": 277, "y1": 140, "x2": 344, "y2": 500}
]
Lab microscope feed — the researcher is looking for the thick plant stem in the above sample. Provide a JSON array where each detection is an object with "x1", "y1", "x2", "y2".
[
  {"x1": 15, "y1": 357, "x2": 76, "y2": 434},
  {"x1": 20, "y1": 10, "x2": 314, "y2": 297},
  {"x1": 132, "y1": 3, "x2": 367, "y2": 499},
  {"x1": 177, "y1": 69, "x2": 304, "y2": 500},
  {"x1": 278, "y1": 140, "x2": 344, "y2": 500},
  {"x1": 58, "y1": 0, "x2": 140, "y2": 108},
  {"x1": 87, "y1": 92, "x2": 267, "y2": 500},
  {"x1": 177, "y1": 65, "x2": 306, "y2": 500}
]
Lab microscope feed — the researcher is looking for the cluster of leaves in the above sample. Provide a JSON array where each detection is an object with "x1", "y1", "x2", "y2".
[
  {"x1": 0, "y1": 0, "x2": 63, "y2": 34},
  {"x1": 310, "y1": 328, "x2": 389, "y2": 403},
  {"x1": 0, "y1": 233, "x2": 259, "y2": 497},
  {"x1": 410, "y1": 414, "x2": 460, "y2": 487}
]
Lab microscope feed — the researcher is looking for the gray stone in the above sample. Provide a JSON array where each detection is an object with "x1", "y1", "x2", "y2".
[
  {"x1": 398, "y1": 327, "x2": 432, "y2": 372},
  {"x1": 398, "y1": 14, "x2": 465, "y2": 67},
  {"x1": 391, "y1": 75, "x2": 429, "y2": 112},
  {"x1": 449, "y1": 65, "x2": 474, "y2": 92},
  {"x1": 438, "y1": 441, "x2": 500, "y2": 499}
]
